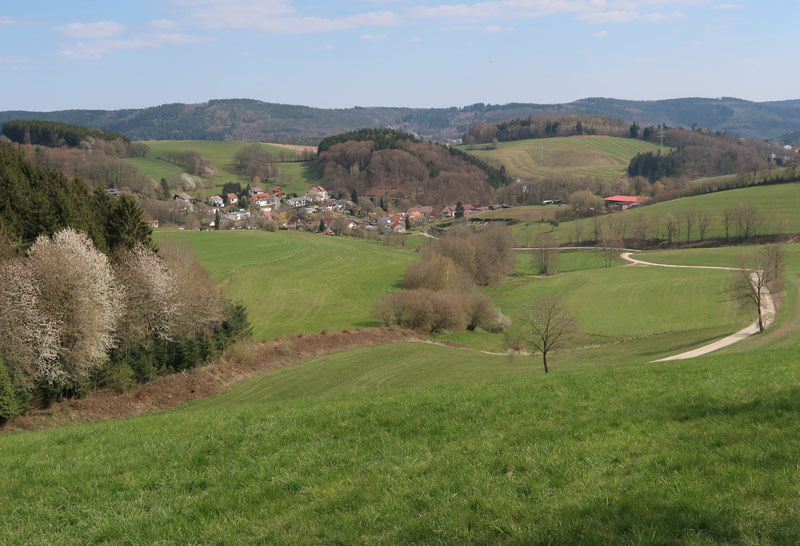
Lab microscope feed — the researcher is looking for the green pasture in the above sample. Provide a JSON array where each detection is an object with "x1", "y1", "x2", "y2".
[
  {"x1": 154, "y1": 230, "x2": 416, "y2": 340},
  {"x1": 514, "y1": 181, "x2": 800, "y2": 246},
  {"x1": 127, "y1": 140, "x2": 319, "y2": 197},
  {"x1": 513, "y1": 248, "x2": 625, "y2": 274},
  {"x1": 5, "y1": 340, "x2": 800, "y2": 543},
  {"x1": 470, "y1": 204, "x2": 564, "y2": 221},
  {"x1": 460, "y1": 136, "x2": 664, "y2": 181}
]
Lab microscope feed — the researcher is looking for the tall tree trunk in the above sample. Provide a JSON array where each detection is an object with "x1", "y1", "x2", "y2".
[{"x1": 542, "y1": 352, "x2": 549, "y2": 374}]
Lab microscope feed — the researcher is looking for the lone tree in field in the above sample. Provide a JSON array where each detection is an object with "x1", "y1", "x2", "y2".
[
  {"x1": 533, "y1": 232, "x2": 559, "y2": 275},
  {"x1": 600, "y1": 227, "x2": 623, "y2": 268},
  {"x1": 520, "y1": 294, "x2": 580, "y2": 373},
  {"x1": 732, "y1": 245, "x2": 784, "y2": 332}
]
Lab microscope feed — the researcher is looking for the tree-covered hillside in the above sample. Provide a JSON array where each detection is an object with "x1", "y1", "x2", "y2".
[{"x1": 2, "y1": 97, "x2": 799, "y2": 143}]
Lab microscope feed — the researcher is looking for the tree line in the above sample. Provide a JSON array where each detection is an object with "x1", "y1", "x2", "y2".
[
  {"x1": 464, "y1": 115, "x2": 646, "y2": 145},
  {"x1": 0, "y1": 147, "x2": 250, "y2": 422}
]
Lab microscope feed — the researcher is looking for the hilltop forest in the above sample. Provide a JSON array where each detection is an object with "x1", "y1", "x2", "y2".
[
  {"x1": 2, "y1": 97, "x2": 800, "y2": 143},
  {"x1": 317, "y1": 129, "x2": 511, "y2": 206}
]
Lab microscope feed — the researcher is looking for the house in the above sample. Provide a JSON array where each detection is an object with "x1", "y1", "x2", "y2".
[
  {"x1": 302, "y1": 206, "x2": 318, "y2": 215},
  {"x1": 440, "y1": 205, "x2": 456, "y2": 217},
  {"x1": 146, "y1": 220, "x2": 159, "y2": 228},
  {"x1": 225, "y1": 210, "x2": 250, "y2": 221},
  {"x1": 251, "y1": 192, "x2": 272, "y2": 208},
  {"x1": 286, "y1": 216, "x2": 305, "y2": 230},
  {"x1": 320, "y1": 200, "x2": 343, "y2": 212},
  {"x1": 261, "y1": 210, "x2": 273, "y2": 220},
  {"x1": 390, "y1": 221, "x2": 406, "y2": 233},
  {"x1": 272, "y1": 186, "x2": 286, "y2": 198},
  {"x1": 287, "y1": 195, "x2": 311, "y2": 208},
  {"x1": 249, "y1": 187, "x2": 264, "y2": 195},
  {"x1": 208, "y1": 195, "x2": 224, "y2": 207},
  {"x1": 308, "y1": 186, "x2": 328, "y2": 202},
  {"x1": 106, "y1": 188, "x2": 120, "y2": 197},
  {"x1": 604, "y1": 195, "x2": 648, "y2": 210},
  {"x1": 227, "y1": 193, "x2": 239, "y2": 205},
  {"x1": 173, "y1": 193, "x2": 194, "y2": 203}
]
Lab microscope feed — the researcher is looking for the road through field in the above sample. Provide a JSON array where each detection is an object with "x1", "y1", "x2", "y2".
[{"x1": 620, "y1": 252, "x2": 775, "y2": 361}]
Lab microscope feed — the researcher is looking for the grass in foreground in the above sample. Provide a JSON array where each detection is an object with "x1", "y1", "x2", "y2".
[
  {"x1": 3, "y1": 341, "x2": 800, "y2": 544},
  {"x1": 155, "y1": 230, "x2": 416, "y2": 340}
]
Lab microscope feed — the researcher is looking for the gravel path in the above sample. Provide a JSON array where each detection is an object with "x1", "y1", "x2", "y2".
[{"x1": 619, "y1": 252, "x2": 775, "y2": 361}]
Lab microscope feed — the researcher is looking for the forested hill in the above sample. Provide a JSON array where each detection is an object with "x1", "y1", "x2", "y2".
[{"x1": 2, "y1": 97, "x2": 799, "y2": 143}]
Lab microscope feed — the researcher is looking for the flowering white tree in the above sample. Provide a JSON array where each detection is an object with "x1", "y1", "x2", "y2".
[
  {"x1": 0, "y1": 260, "x2": 60, "y2": 384},
  {"x1": 26, "y1": 228, "x2": 122, "y2": 384},
  {"x1": 114, "y1": 244, "x2": 179, "y2": 354}
]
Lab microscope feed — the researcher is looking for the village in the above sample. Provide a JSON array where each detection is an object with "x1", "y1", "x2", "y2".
[{"x1": 153, "y1": 183, "x2": 516, "y2": 235}]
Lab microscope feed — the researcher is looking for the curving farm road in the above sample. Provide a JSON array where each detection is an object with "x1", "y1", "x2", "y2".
[{"x1": 619, "y1": 252, "x2": 776, "y2": 362}]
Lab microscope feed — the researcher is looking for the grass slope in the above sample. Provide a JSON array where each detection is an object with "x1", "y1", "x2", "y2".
[
  {"x1": 126, "y1": 140, "x2": 321, "y2": 197},
  {"x1": 155, "y1": 230, "x2": 416, "y2": 340},
  {"x1": 514, "y1": 181, "x2": 800, "y2": 245},
  {"x1": 460, "y1": 136, "x2": 663, "y2": 181},
  {"x1": 4, "y1": 342, "x2": 800, "y2": 543}
]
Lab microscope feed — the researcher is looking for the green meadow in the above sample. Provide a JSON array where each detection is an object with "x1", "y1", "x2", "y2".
[
  {"x1": 5, "y1": 211, "x2": 800, "y2": 542},
  {"x1": 155, "y1": 230, "x2": 416, "y2": 340},
  {"x1": 125, "y1": 140, "x2": 321, "y2": 197},
  {"x1": 460, "y1": 135, "x2": 664, "y2": 181},
  {"x1": 514, "y1": 181, "x2": 800, "y2": 245},
  {"x1": 4, "y1": 340, "x2": 800, "y2": 543}
]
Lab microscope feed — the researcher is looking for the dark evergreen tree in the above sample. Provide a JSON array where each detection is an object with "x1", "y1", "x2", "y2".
[
  {"x1": 351, "y1": 188, "x2": 359, "y2": 204},
  {"x1": 106, "y1": 195, "x2": 154, "y2": 250},
  {"x1": 319, "y1": 219, "x2": 326, "y2": 232},
  {"x1": 0, "y1": 357, "x2": 19, "y2": 422},
  {"x1": 160, "y1": 177, "x2": 170, "y2": 199},
  {"x1": 455, "y1": 201, "x2": 464, "y2": 219}
]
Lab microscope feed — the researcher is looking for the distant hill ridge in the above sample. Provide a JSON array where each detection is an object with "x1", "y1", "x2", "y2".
[{"x1": 1, "y1": 97, "x2": 799, "y2": 143}]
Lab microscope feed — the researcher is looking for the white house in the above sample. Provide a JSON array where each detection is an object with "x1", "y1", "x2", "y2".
[
  {"x1": 208, "y1": 195, "x2": 224, "y2": 207},
  {"x1": 308, "y1": 186, "x2": 328, "y2": 202}
]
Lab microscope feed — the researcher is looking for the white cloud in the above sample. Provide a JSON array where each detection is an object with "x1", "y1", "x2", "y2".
[
  {"x1": 169, "y1": 0, "x2": 400, "y2": 33},
  {"x1": 486, "y1": 25, "x2": 501, "y2": 31},
  {"x1": 148, "y1": 19, "x2": 182, "y2": 30},
  {"x1": 58, "y1": 33, "x2": 214, "y2": 60},
  {"x1": 410, "y1": 0, "x2": 589, "y2": 21},
  {"x1": 712, "y1": 3, "x2": 742, "y2": 8},
  {"x1": 0, "y1": 56, "x2": 29, "y2": 64},
  {"x1": 54, "y1": 21, "x2": 125, "y2": 39},
  {"x1": 592, "y1": 29, "x2": 609, "y2": 36},
  {"x1": 577, "y1": 9, "x2": 683, "y2": 22},
  {"x1": 409, "y1": 36, "x2": 423, "y2": 42},
  {"x1": 362, "y1": 33, "x2": 388, "y2": 40}
]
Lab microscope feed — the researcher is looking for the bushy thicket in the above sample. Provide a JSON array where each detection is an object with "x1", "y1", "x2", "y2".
[
  {"x1": 161, "y1": 150, "x2": 216, "y2": 178},
  {"x1": 374, "y1": 224, "x2": 513, "y2": 334}
]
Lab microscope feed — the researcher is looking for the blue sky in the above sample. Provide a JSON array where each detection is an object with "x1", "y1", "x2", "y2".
[{"x1": 1, "y1": 1, "x2": 797, "y2": 111}]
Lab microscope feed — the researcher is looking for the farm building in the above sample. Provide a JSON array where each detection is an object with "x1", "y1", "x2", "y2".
[{"x1": 604, "y1": 195, "x2": 648, "y2": 210}]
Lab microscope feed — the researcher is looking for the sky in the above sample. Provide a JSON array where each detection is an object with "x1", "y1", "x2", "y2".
[{"x1": 1, "y1": 1, "x2": 797, "y2": 111}]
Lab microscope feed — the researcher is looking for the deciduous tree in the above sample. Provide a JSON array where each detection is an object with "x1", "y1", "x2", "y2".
[{"x1": 520, "y1": 294, "x2": 580, "y2": 373}]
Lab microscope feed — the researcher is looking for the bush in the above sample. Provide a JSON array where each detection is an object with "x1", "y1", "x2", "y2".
[{"x1": 0, "y1": 357, "x2": 20, "y2": 422}]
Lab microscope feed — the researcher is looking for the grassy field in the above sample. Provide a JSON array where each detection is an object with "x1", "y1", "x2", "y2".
[
  {"x1": 155, "y1": 230, "x2": 416, "y2": 340},
  {"x1": 460, "y1": 136, "x2": 664, "y2": 181},
  {"x1": 4, "y1": 340, "x2": 800, "y2": 543},
  {"x1": 125, "y1": 140, "x2": 321, "y2": 197},
  {"x1": 514, "y1": 181, "x2": 800, "y2": 246}
]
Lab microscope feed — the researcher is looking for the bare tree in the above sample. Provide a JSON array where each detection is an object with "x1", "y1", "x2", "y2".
[
  {"x1": 631, "y1": 214, "x2": 653, "y2": 250},
  {"x1": 663, "y1": 213, "x2": 680, "y2": 245},
  {"x1": 681, "y1": 209, "x2": 697, "y2": 243},
  {"x1": 722, "y1": 208, "x2": 735, "y2": 241},
  {"x1": 600, "y1": 227, "x2": 623, "y2": 268},
  {"x1": 533, "y1": 232, "x2": 559, "y2": 275},
  {"x1": 697, "y1": 209, "x2": 711, "y2": 242},
  {"x1": 735, "y1": 203, "x2": 761, "y2": 241},
  {"x1": 520, "y1": 294, "x2": 580, "y2": 373},
  {"x1": 731, "y1": 245, "x2": 784, "y2": 332}
]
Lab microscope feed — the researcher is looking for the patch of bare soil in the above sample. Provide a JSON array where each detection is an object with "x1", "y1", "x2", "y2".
[{"x1": 3, "y1": 328, "x2": 418, "y2": 432}]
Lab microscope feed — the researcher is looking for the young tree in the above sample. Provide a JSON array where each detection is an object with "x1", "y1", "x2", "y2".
[
  {"x1": 600, "y1": 227, "x2": 623, "y2": 268},
  {"x1": 731, "y1": 245, "x2": 783, "y2": 331},
  {"x1": 722, "y1": 208, "x2": 734, "y2": 241},
  {"x1": 350, "y1": 188, "x2": 359, "y2": 204},
  {"x1": 681, "y1": 209, "x2": 697, "y2": 243},
  {"x1": 735, "y1": 203, "x2": 761, "y2": 241},
  {"x1": 697, "y1": 209, "x2": 711, "y2": 242},
  {"x1": 663, "y1": 213, "x2": 679, "y2": 244},
  {"x1": 520, "y1": 294, "x2": 580, "y2": 373},
  {"x1": 533, "y1": 232, "x2": 559, "y2": 275}
]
